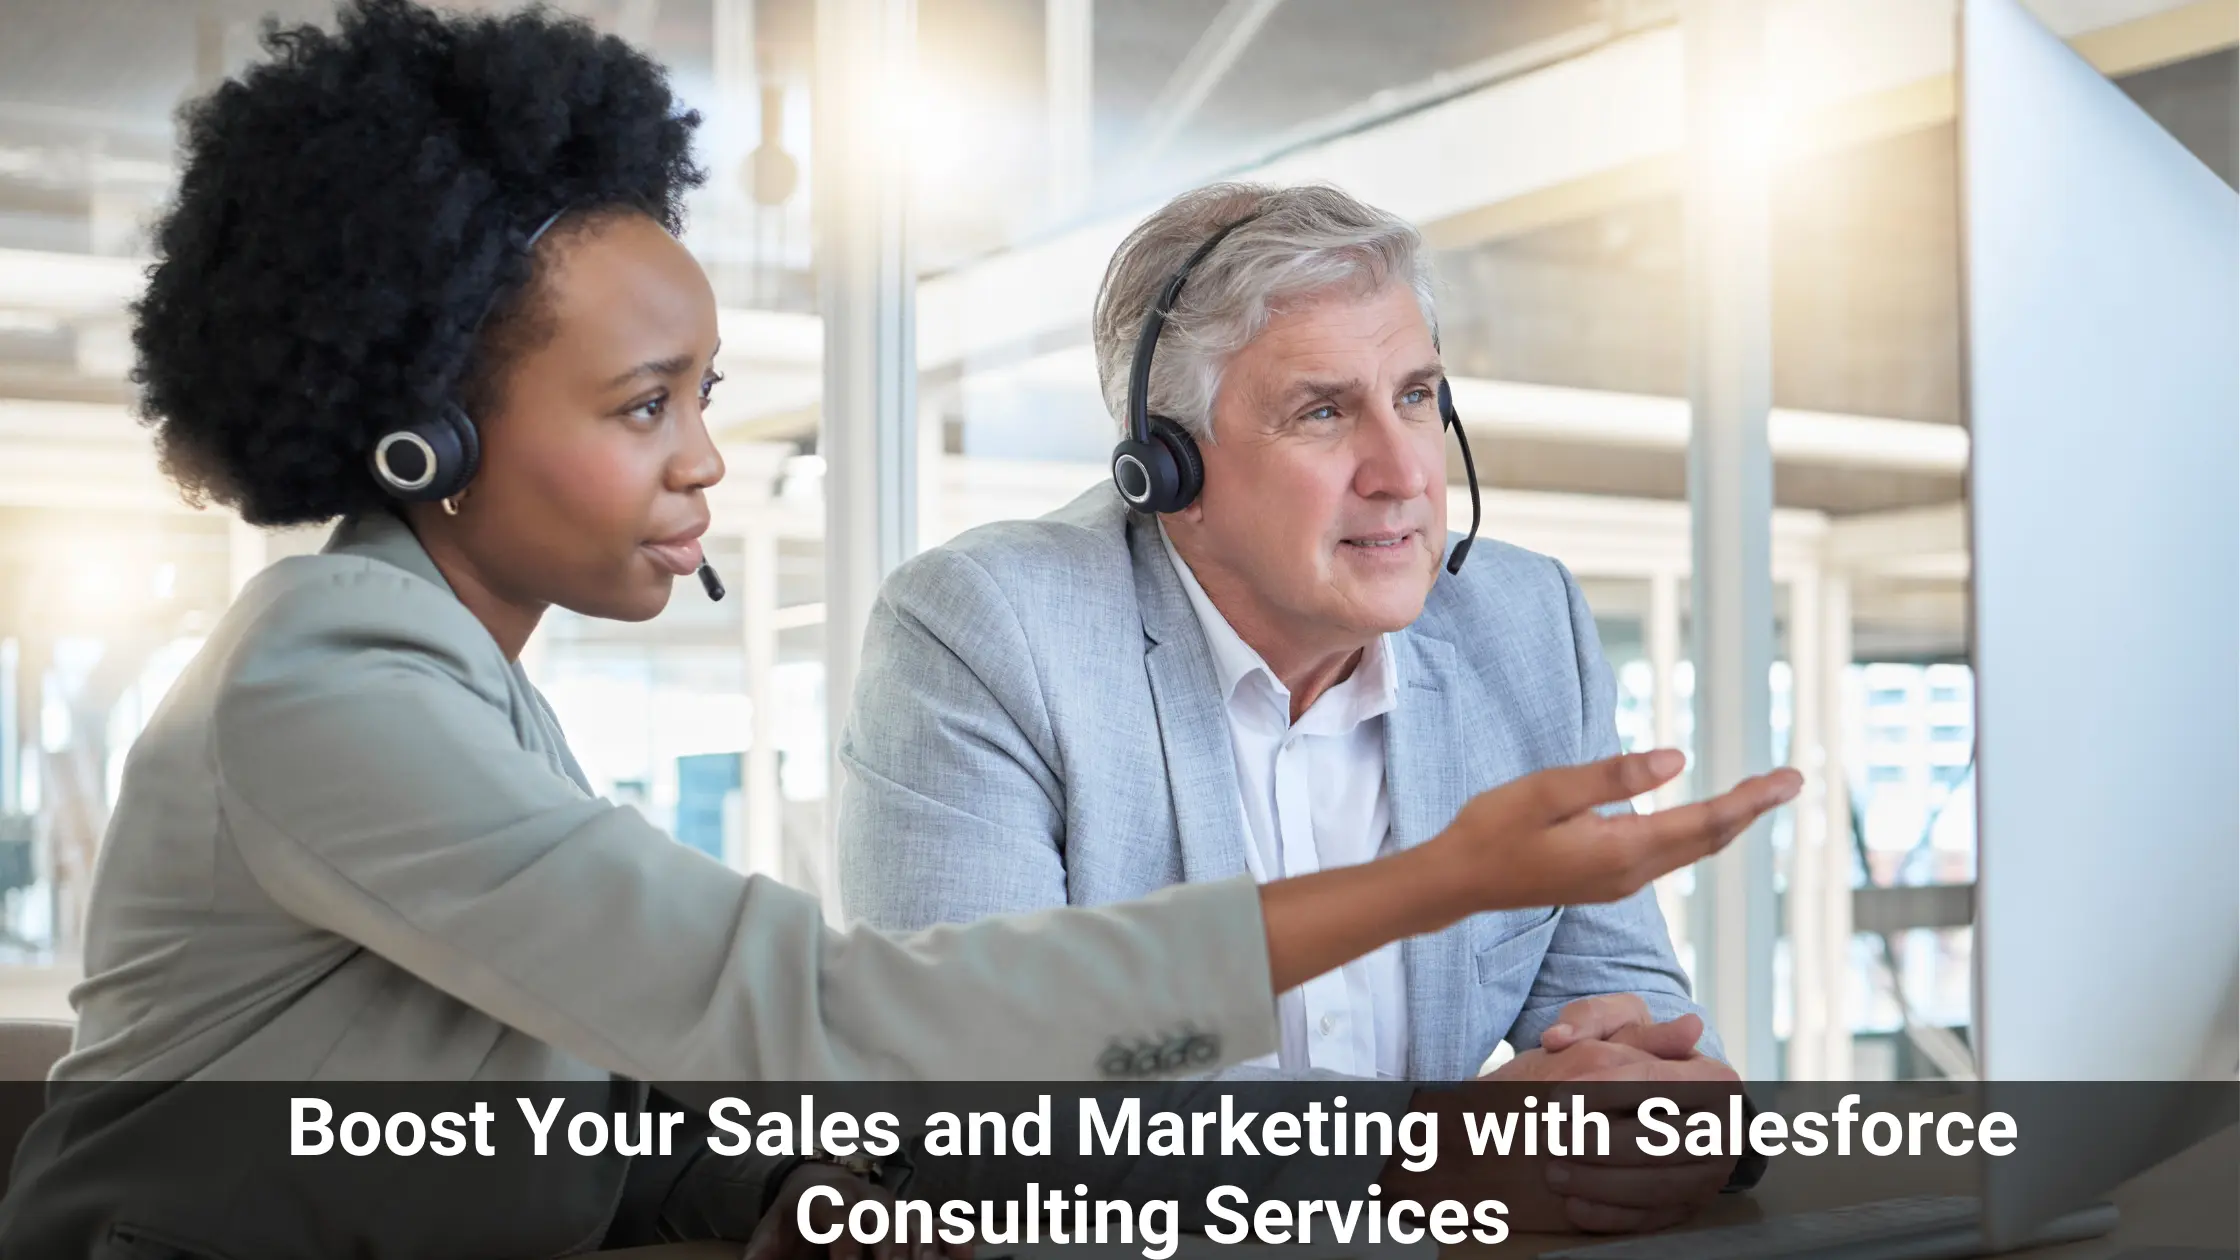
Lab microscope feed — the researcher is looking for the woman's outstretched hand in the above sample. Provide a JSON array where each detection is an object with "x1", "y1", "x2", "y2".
[
  {"x1": 1432, "y1": 749, "x2": 1801, "y2": 912},
  {"x1": 1261, "y1": 751, "x2": 1801, "y2": 994}
]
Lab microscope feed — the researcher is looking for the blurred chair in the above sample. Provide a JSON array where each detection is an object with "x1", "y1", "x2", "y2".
[
  {"x1": 0, "y1": 1018, "x2": 68, "y2": 1194},
  {"x1": 0, "y1": 1019, "x2": 68, "y2": 1081}
]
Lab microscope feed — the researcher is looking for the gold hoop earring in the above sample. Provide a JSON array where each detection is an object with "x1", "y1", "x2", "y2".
[{"x1": 441, "y1": 494, "x2": 463, "y2": 517}]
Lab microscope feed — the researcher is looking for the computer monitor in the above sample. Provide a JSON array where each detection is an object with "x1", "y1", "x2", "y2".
[
  {"x1": 1962, "y1": 0, "x2": 2238, "y2": 1244},
  {"x1": 1497, "y1": 8, "x2": 2232, "y2": 1255},
  {"x1": 1456, "y1": 6, "x2": 2232, "y2": 1256}
]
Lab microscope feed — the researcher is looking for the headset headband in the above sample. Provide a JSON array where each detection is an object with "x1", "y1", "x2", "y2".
[{"x1": 1127, "y1": 212, "x2": 1264, "y2": 445}]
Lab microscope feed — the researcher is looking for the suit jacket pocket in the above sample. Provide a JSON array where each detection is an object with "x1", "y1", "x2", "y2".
[{"x1": 1472, "y1": 910, "x2": 1562, "y2": 987}]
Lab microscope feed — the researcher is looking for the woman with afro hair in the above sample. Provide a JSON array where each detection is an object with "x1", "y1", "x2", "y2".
[{"x1": 0, "y1": 1, "x2": 1793, "y2": 1254}]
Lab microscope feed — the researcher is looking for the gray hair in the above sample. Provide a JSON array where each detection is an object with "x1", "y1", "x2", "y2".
[{"x1": 1091, "y1": 182, "x2": 1439, "y2": 442}]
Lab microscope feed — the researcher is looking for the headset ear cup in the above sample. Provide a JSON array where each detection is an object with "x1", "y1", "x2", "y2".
[
  {"x1": 438, "y1": 403, "x2": 481, "y2": 495},
  {"x1": 1148, "y1": 416, "x2": 1203, "y2": 511},
  {"x1": 368, "y1": 405, "x2": 481, "y2": 502},
  {"x1": 1111, "y1": 417, "x2": 1201, "y2": 513},
  {"x1": 1111, "y1": 437, "x2": 1170, "y2": 511},
  {"x1": 1438, "y1": 378, "x2": 1459, "y2": 431}
]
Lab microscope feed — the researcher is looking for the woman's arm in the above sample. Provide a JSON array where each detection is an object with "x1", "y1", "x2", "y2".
[
  {"x1": 214, "y1": 560, "x2": 1793, "y2": 1082},
  {"x1": 215, "y1": 561, "x2": 1270, "y2": 1080},
  {"x1": 1262, "y1": 749, "x2": 1795, "y2": 993}
]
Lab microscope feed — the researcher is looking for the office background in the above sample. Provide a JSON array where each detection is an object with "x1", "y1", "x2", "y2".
[{"x1": 0, "y1": 0, "x2": 2231, "y2": 1080}]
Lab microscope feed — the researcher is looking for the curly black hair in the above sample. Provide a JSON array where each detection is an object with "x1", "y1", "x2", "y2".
[{"x1": 133, "y1": 0, "x2": 706, "y2": 526}]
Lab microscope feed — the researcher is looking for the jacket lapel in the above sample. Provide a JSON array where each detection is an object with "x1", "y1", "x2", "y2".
[
  {"x1": 1129, "y1": 515, "x2": 1253, "y2": 886},
  {"x1": 1386, "y1": 630, "x2": 1483, "y2": 1080}
]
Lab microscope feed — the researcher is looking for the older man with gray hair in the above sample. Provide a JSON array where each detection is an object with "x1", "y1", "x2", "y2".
[{"x1": 839, "y1": 183, "x2": 1759, "y2": 1230}]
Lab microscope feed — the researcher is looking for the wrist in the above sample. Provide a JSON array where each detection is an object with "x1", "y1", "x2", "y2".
[
  {"x1": 1396, "y1": 833, "x2": 1476, "y2": 934},
  {"x1": 1723, "y1": 1094, "x2": 1771, "y2": 1192}
]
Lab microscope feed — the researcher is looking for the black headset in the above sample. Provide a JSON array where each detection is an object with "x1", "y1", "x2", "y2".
[
  {"x1": 368, "y1": 206, "x2": 571, "y2": 505},
  {"x1": 1110, "y1": 216, "x2": 1483, "y2": 575},
  {"x1": 368, "y1": 401, "x2": 480, "y2": 504},
  {"x1": 1110, "y1": 214, "x2": 1260, "y2": 517}
]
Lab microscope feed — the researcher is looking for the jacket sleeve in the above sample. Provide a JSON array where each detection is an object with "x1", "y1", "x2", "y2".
[
  {"x1": 209, "y1": 558, "x2": 1278, "y2": 1081},
  {"x1": 837, "y1": 546, "x2": 1077, "y2": 931},
  {"x1": 1503, "y1": 558, "x2": 1726, "y2": 1061}
]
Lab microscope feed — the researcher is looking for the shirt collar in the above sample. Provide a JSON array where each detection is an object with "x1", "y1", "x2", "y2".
[{"x1": 1156, "y1": 521, "x2": 1399, "y2": 732}]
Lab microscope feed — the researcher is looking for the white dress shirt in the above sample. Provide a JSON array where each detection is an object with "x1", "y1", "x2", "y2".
[{"x1": 1159, "y1": 525, "x2": 1410, "y2": 1079}]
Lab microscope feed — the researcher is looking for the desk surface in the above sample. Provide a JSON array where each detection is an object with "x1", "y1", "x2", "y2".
[{"x1": 599, "y1": 1122, "x2": 2237, "y2": 1260}]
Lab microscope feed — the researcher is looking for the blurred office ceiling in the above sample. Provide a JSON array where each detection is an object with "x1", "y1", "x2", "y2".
[{"x1": 0, "y1": 0, "x2": 2231, "y2": 575}]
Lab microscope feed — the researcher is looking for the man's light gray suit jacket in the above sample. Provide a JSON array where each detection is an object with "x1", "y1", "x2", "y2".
[{"x1": 840, "y1": 485, "x2": 1716, "y2": 1080}]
